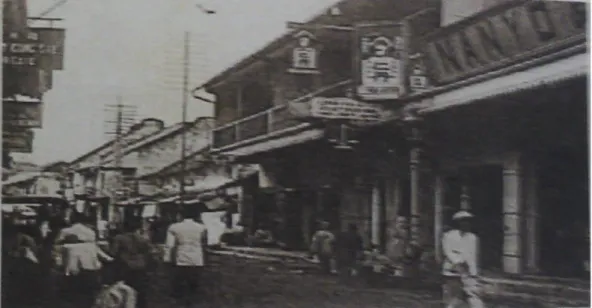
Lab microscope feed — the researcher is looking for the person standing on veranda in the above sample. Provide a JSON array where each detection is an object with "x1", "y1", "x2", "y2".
[
  {"x1": 442, "y1": 210, "x2": 484, "y2": 308},
  {"x1": 164, "y1": 204, "x2": 208, "y2": 307},
  {"x1": 309, "y1": 221, "x2": 336, "y2": 275}
]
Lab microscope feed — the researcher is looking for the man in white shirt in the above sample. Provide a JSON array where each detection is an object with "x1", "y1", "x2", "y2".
[
  {"x1": 442, "y1": 210, "x2": 484, "y2": 308},
  {"x1": 164, "y1": 204, "x2": 208, "y2": 307},
  {"x1": 56, "y1": 212, "x2": 113, "y2": 306}
]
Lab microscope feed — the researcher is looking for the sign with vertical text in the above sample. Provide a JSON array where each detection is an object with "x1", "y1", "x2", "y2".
[
  {"x1": 354, "y1": 22, "x2": 408, "y2": 101},
  {"x1": 288, "y1": 30, "x2": 321, "y2": 74}
]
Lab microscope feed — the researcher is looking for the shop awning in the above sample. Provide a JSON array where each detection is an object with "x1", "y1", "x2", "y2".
[
  {"x1": 223, "y1": 127, "x2": 324, "y2": 157},
  {"x1": 421, "y1": 52, "x2": 588, "y2": 114},
  {"x1": 158, "y1": 195, "x2": 179, "y2": 203},
  {"x1": 115, "y1": 197, "x2": 148, "y2": 206},
  {"x1": 186, "y1": 175, "x2": 235, "y2": 193}
]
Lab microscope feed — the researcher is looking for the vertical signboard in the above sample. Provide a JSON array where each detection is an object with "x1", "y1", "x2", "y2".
[
  {"x1": 354, "y1": 22, "x2": 408, "y2": 101},
  {"x1": 3, "y1": 100, "x2": 43, "y2": 128},
  {"x1": 288, "y1": 30, "x2": 321, "y2": 74},
  {"x1": 3, "y1": 130, "x2": 34, "y2": 153},
  {"x1": 3, "y1": 27, "x2": 65, "y2": 98}
]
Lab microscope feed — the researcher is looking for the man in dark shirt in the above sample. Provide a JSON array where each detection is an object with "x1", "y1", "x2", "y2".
[
  {"x1": 336, "y1": 224, "x2": 364, "y2": 278},
  {"x1": 111, "y1": 218, "x2": 154, "y2": 308}
]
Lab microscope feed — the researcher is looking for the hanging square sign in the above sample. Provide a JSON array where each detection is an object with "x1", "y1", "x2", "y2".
[
  {"x1": 354, "y1": 22, "x2": 408, "y2": 101},
  {"x1": 288, "y1": 30, "x2": 320, "y2": 75}
]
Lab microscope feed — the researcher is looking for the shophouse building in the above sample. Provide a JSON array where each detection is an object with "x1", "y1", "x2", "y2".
[{"x1": 199, "y1": 0, "x2": 589, "y2": 302}]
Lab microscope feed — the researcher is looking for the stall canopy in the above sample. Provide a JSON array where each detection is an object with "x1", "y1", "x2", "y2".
[
  {"x1": 157, "y1": 195, "x2": 179, "y2": 204},
  {"x1": 115, "y1": 197, "x2": 151, "y2": 207},
  {"x1": 185, "y1": 175, "x2": 235, "y2": 193}
]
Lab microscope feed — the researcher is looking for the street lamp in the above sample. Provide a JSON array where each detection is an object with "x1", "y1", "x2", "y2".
[{"x1": 179, "y1": 4, "x2": 216, "y2": 210}]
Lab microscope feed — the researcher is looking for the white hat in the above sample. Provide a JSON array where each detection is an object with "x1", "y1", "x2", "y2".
[{"x1": 452, "y1": 210, "x2": 474, "y2": 220}]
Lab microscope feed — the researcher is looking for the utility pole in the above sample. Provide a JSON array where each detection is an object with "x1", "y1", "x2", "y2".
[
  {"x1": 179, "y1": 31, "x2": 190, "y2": 210},
  {"x1": 104, "y1": 97, "x2": 136, "y2": 222}
]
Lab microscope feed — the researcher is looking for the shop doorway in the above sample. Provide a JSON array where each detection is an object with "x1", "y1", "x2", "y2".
[
  {"x1": 539, "y1": 146, "x2": 589, "y2": 278},
  {"x1": 467, "y1": 165, "x2": 504, "y2": 272}
]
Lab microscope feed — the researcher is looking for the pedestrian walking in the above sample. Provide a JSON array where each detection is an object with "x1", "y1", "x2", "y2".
[
  {"x1": 111, "y1": 217, "x2": 156, "y2": 308},
  {"x1": 309, "y1": 221, "x2": 336, "y2": 275},
  {"x1": 441, "y1": 210, "x2": 484, "y2": 308},
  {"x1": 335, "y1": 223, "x2": 364, "y2": 278},
  {"x1": 56, "y1": 211, "x2": 114, "y2": 307},
  {"x1": 164, "y1": 204, "x2": 209, "y2": 307}
]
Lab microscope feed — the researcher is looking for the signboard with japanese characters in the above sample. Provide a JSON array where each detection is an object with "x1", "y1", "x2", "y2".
[
  {"x1": 3, "y1": 99, "x2": 43, "y2": 128},
  {"x1": 288, "y1": 30, "x2": 320, "y2": 74},
  {"x1": 354, "y1": 22, "x2": 408, "y2": 101},
  {"x1": 309, "y1": 97, "x2": 390, "y2": 123},
  {"x1": 408, "y1": 53, "x2": 430, "y2": 94},
  {"x1": 3, "y1": 129, "x2": 34, "y2": 153}
]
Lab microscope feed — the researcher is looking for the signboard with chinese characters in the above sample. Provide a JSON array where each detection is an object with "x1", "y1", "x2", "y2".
[
  {"x1": 3, "y1": 129, "x2": 34, "y2": 153},
  {"x1": 3, "y1": 100, "x2": 43, "y2": 128},
  {"x1": 309, "y1": 97, "x2": 390, "y2": 123},
  {"x1": 422, "y1": 0, "x2": 586, "y2": 85},
  {"x1": 3, "y1": 27, "x2": 66, "y2": 70},
  {"x1": 354, "y1": 22, "x2": 408, "y2": 101},
  {"x1": 288, "y1": 30, "x2": 320, "y2": 74},
  {"x1": 408, "y1": 53, "x2": 430, "y2": 94}
]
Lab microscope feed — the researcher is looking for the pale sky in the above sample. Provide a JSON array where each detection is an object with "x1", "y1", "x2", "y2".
[{"x1": 17, "y1": 0, "x2": 340, "y2": 165}]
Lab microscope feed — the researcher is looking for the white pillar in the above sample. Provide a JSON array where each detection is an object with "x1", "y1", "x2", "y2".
[
  {"x1": 502, "y1": 153, "x2": 523, "y2": 274},
  {"x1": 371, "y1": 182, "x2": 381, "y2": 246},
  {"x1": 434, "y1": 175, "x2": 444, "y2": 262}
]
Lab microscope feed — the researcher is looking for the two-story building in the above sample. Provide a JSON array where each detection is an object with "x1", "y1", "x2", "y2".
[
  {"x1": 199, "y1": 0, "x2": 439, "y2": 251},
  {"x1": 197, "y1": 0, "x2": 588, "y2": 303}
]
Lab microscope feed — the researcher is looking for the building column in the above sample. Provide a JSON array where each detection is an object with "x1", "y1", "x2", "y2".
[
  {"x1": 371, "y1": 181, "x2": 382, "y2": 247},
  {"x1": 524, "y1": 161, "x2": 540, "y2": 273},
  {"x1": 502, "y1": 152, "x2": 523, "y2": 274},
  {"x1": 433, "y1": 175, "x2": 444, "y2": 262},
  {"x1": 408, "y1": 132, "x2": 422, "y2": 244},
  {"x1": 460, "y1": 182, "x2": 471, "y2": 210}
]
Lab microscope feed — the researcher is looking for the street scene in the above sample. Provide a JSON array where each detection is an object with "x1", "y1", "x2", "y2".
[{"x1": 2, "y1": 0, "x2": 590, "y2": 307}]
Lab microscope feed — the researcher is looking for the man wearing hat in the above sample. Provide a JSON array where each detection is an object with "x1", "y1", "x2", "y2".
[{"x1": 441, "y1": 210, "x2": 484, "y2": 308}]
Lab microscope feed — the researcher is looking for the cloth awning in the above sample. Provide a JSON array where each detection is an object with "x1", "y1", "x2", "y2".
[{"x1": 421, "y1": 52, "x2": 588, "y2": 114}]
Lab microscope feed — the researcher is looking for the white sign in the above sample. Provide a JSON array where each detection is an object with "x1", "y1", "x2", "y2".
[
  {"x1": 288, "y1": 31, "x2": 320, "y2": 74},
  {"x1": 310, "y1": 97, "x2": 387, "y2": 122},
  {"x1": 355, "y1": 23, "x2": 407, "y2": 100}
]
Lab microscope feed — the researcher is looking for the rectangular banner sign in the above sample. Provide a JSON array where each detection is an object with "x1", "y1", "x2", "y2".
[
  {"x1": 422, "y1": 0, "x2": 586, "y2": 85},
  {"x1": 3, "y1": 27, "x2": 66, "y2": 70},
  {"x1": 3, "y1": 100, "x2": 43, "y2": 128},
  {"x1": 354, "y1": 22, "x2": 408, "y2": 101},
  {"x1": 309, "y1": 97, "x2": 389, "y2": 123},
  {"x1": 3, "y1": 129, "x2": 34, "y2": 153}
]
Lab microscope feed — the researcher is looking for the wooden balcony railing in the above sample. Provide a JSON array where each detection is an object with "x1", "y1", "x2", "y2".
[{"x1": 212, "y1": 80, "x2": 352, "y2": 149}]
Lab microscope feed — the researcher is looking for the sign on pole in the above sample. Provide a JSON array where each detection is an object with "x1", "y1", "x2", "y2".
[
  {"x1": 3, "y1": 130, "x2": 34, "y2": 153},
  {"x1": 354, "y1": 22, "x2": 408, "y2": 101},
  {"x1": 3, "y1": 100, "x2": 43, "y2": 128},
  {"x1": 3, "y1": 27, "x2": 66, "y2": 70}
]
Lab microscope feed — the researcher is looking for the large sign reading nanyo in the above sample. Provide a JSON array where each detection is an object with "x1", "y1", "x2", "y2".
[
  {"x1": 423, "y1": 0, "x2": 586, "y2": 85},
  {"x1": 354, "y1": 22, "x2": 408, "y2": 101}
]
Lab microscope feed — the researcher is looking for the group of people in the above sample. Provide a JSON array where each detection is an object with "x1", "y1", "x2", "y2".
[
  {"x1": 3, "y1": 203, "x2": 211, "y2": 308},
  {"x1": 308, "y1": 211, "x2": 484, "y2": 308}
]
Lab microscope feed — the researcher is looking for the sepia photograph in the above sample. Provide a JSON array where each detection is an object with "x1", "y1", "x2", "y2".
[{"x1": 1, "y1": 0, "x2": 589, "y2": 307}]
